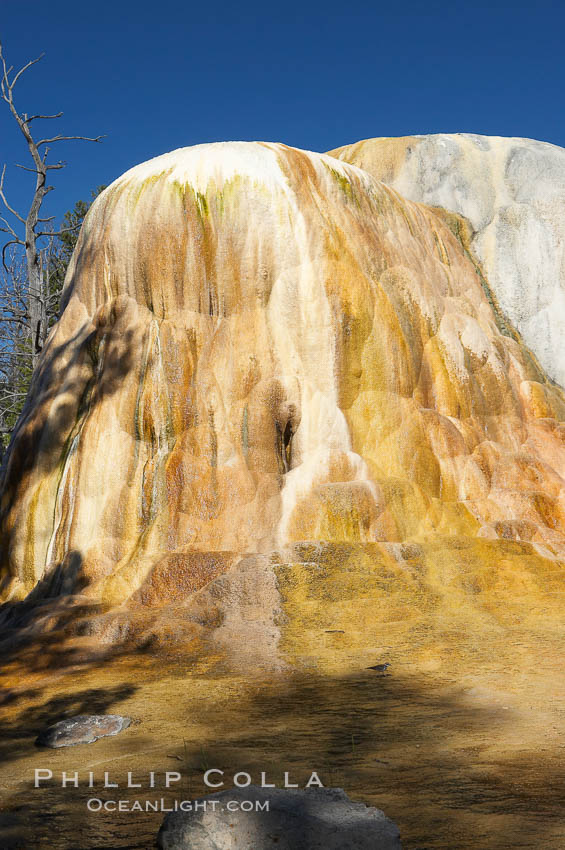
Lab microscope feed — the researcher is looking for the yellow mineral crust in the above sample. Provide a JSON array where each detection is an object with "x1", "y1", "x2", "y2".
[{"x1": 0, "y1": 141, "x2": 563, "y2": 618}]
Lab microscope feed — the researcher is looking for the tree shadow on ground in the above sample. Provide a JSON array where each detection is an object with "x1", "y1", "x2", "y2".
[
  {"x1": 0, "y1": 656, "x2": 563, "y2": 848},
  {"x1": 0, "y1": 594, "x2": 135, "y2": 682},
  {"x1": 167, "y1": 669, "x2": 565, "y2": 850}
]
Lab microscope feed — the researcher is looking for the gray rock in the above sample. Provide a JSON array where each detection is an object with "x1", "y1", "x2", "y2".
[
  {"x1": 36, "y1": 714, "x2": 131, "y2": 748},
  {"x1": 157, "y1": 785, "x2": 402, "y2": 849}
]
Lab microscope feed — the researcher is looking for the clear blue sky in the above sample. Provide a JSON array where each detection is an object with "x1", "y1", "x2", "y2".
[{"x1": 1, "y1": 0, "x2": 564, "y2": 227}]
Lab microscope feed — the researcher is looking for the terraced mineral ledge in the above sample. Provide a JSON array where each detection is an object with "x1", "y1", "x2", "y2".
[{"x1": 0, "y1": 138, "x2": 564, "y2": 849}]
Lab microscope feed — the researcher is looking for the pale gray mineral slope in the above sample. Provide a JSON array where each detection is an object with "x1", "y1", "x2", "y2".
[{"x1": 330, "y1": 134, "x2": 565, "y2": 387}]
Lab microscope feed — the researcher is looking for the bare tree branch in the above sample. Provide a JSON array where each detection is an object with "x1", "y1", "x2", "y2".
[
  {"x1": 23, "y1": 111, "x2": 63, "y2": 123},
  {"x1": 9, "y1": 53, "x2": 45, "y2": 89},
  {"x1": 37, "y1": 134, "x2": 105, "y2": 147},
  {"x1": 0, "y1": 215, "x2": 24, "y2": 240},
  {"x1": 0, "y1": 165, "x2": 25, "y2": 223},
  {"x1": 37, "y1": 223, "x2": 81, "y2": 236},
  {"x1": 2, "y1": 239, "x2": 23, "y2": 271},
  {"x1": 14, "y1": 163, "x2": 41, "y2": 173}
]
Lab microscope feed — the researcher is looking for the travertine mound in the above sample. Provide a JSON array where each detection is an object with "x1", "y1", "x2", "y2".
[
  {"x1": 0, "y1": 141, "x2": 564, "y2": 626},
  {"x1": 329, "y1": 134, "x2": 565, "y2": 387}
]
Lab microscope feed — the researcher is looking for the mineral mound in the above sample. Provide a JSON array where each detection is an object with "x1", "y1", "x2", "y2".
[{"x1": 0, "y1": 141, "x2": 564, "y2": 651}]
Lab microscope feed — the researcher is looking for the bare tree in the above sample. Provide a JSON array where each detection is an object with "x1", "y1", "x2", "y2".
[
  {"x1": 0, "y1": 39, "x2": 104, "y2": 460},
  {"x1": 0, "y1": 39, "x2": 103, "y2": 372},
  {"x1": 0, "y1": 245, "x2": 30, "y2": 446}
]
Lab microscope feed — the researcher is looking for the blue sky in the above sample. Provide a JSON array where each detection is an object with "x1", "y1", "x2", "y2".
[{"x1": 1, "y1": 0, "x2": 564, "y2": 227}]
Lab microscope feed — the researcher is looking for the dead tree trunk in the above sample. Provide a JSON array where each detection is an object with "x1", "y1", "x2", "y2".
[{"x1": 0, "y1": 39, "x2": 103, "y2": 372}]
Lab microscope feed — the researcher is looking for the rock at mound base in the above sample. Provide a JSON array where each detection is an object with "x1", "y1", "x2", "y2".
[
  {"x1": 36, "y1": 714, "x2": 131, "y2": 748},
  {"x1": 157, "y1": 785, "x2": 402, "y2": 849}
]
